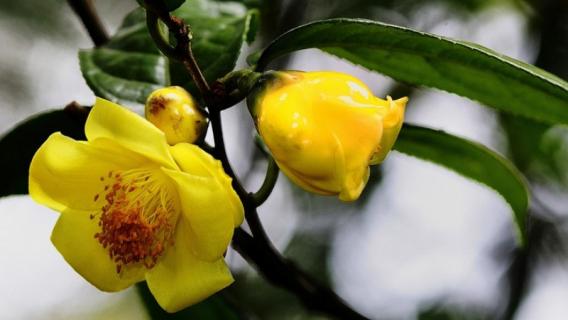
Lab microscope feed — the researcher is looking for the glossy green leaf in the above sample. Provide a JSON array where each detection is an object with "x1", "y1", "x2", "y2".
[
  {"x1": 394, "y1": 124, "x2": 529, "y2": 245},
  {"x1": 79, "y1": 9, "x2": 166, "y2": 112},
  {"x1": 256, "y1": 19, "x2": 568, "y2": 125},
  {"x1": 80, "y1": 0, "x2": 257, "y2": 110},
  {"x1": 0, "y1": 107, "x2": 87, "y2": 197}
]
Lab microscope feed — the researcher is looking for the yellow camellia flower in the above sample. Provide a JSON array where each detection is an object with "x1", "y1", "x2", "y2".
[
  {"x1": 145, "y1": 86, "x2": 208, "y2": 145},
  {"x1": 248, "y1": 71, "x2": 408, "y2": 201},
  {"x1": 29, "y1": 98, "x2": 243, "y2": 312}
]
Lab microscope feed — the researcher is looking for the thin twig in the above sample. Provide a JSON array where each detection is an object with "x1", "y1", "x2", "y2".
[
  {"x1": 208, "y1": 109, "x2": 249, "y2": 199},
  {"x1": 143, "y1": 0, "x2": 211, "y2": 98},
  {"x1": 252, "y1": 156, "x2": 279, "y2": 206},
  {"x1": 67, "y1": 0, "x2": 109, "y2": 47}
]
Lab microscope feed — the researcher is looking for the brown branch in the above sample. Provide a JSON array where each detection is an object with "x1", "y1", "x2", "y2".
[
  {"x1": 143, "y1": 0, "x2": 211, "y2": 98},
  {"x1": 67, "y1": 0, "x2": 109, "y2": 47}
]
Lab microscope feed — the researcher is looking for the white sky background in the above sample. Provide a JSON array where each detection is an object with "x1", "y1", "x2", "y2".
[{"x1": 1, "y1": 1, "x2": 567, "y2": 319}]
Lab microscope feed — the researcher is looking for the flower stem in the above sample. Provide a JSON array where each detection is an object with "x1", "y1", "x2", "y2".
[
  {"x1": 143, "y1": 0, "x2": 211, "y2": 99},
  {"x1": 66, "y1": 0, "x2": 109, "y2": 47},
  {"x1": 208, "y1": 108, "x2": 249, "y2": 199},
  {"x1": 252, "y1": 156, "x2": 279, "y2": 206}
]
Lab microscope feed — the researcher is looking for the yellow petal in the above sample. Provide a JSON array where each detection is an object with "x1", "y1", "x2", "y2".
[
  {"x1": 370, "y1": 96, "x2": 407, "y2": 164},
  {"x1": 29, "y1": 133, "x2": 147, "y2": 212},
  {"x1": 85, "y1": 98, "x2": 178, "y2": 169},
  {"x1": 276, "y1": 161, "x2": 336, "y2": 196},
  {"x1": 163, "y1": 167, "x2": 237, "y2": 261},
  {"x1": 169, "y1": 143, "x2": 244, "y2": 227},
  {"x1": 146, "y1": 219, "x2": 234, "y2": 312},
  {"x1": 51, "y1": 209, "x2": 145, "y2": 292}
]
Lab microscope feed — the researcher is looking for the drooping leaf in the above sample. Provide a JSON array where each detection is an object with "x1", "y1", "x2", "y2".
[
  {"x1": 394, "y1": 124, "x2": 529, "y2": 245},
  {"x1": 80, "y1": 0, "x2": 257, "y2": 111},
  {"x1": 256, "y1": 19, "x2": 568, "y2": 125},
  {"x1": 0, "y1": 106, "x2": 88, "y2": 197}
]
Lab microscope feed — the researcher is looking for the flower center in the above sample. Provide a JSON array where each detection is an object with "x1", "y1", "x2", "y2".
[{"x1": 91, "y1": 168, "x2": 177, "y2": 273}]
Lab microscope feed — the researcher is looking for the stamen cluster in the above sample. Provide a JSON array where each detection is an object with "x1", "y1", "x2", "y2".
[{"x1": 92, "y1": 170, "x2": 175, "y2": 273}]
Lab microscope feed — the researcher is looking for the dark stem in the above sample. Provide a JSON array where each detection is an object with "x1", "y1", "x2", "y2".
[
  {"x1": 502, "y1": 236, "x2": 529, "y2": 320},
  {"x1": 208, "y1": 109, "x2": 249, "y2": 199},
  {"x1": 232, "y1": 228, "x2": 369, "y2": 320},
  {"x1": 143, "y1": 0, "x2": 211, "y2": 98},
  {"x1": 145, "y1": 11, "x2": 179, "y2": 58},
  {"x1": 252, "y1": 157, "x2": 279, "y2": 206},
  {"x1": 67, "y1": 0, "x2": 109, "y2": 47}
]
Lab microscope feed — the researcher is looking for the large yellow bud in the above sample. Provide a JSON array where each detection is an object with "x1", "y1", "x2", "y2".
[
  {"x1": 248, "y1": 71, "x2": 408, "y2": 201},
  {"x1": 145, "y1": 86, "x2": 208, "y2": 145}
]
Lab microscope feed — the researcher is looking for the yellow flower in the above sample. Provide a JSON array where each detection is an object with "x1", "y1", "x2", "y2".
[
  {"x1": 145, "y1": 86, "x2": 208, "y2": 145},
  {"x1": 29, "y1": 98, "x2": 244, "y2": 312},
  {"x1": 248, "y1": 71, "x2": 408, "y2": 201}
]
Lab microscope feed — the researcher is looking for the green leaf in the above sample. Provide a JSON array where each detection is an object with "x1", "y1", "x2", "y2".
[
  {"x1": 169, "y1": 0, "x2": 258, "y2": 94},
  {"x1": 80, "y1": 0, "x2": 256, "y2": 110},
  {"x1": 394, "y1": 124, "x2": 529, "y2": 245},
  {"x1": 0, "y1": 107, "x2": 87, "y2": 197},
  {"x1": 256, "y1": 19, "x2": 568, "y2": 125},
  {"x1": 137, "y1": 283, "x2": 245, "y2": 319},
  {"x1": 79, "y1": 9, "x2": 166, "y2": 112}
]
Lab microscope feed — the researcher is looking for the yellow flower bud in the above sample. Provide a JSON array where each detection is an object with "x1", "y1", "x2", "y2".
[
  {"x1": 248, "y1": 71, "x2": 408, "y2": 201},
  {"x1": 145, "y1": 86, "x2": 208, "y2": 145}
]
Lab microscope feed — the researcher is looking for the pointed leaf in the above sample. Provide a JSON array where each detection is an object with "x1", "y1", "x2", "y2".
[
  {"x1": 256, "y1": 19, "x2": 568, "y2": 125},
  {"x1": 394, "y1": 124, "x2": 529, "y2": 245}
]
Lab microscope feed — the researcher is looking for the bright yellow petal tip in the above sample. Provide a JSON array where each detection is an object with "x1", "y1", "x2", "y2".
[{"x1": 29, "y1": 98, "x2": 241, "y2": 312}]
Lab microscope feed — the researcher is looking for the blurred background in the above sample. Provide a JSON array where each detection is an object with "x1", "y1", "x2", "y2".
[{"x1": 1, "y1": 0, "x2": 567, "y2": 319}]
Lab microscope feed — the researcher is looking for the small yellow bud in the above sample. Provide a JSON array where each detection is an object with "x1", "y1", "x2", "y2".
[
  {"x1": 248, "y1": 71, "x2": 408, "y2": 201},
  {"x1": 145, "y1": 86, "x2": 208, "y2": 145}
]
